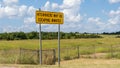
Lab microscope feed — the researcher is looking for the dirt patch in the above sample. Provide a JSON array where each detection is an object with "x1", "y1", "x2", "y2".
[
  {"x1": 80, "y1": 53, "x2": 107, "y2": 58},
  {"x1": 0, "y1": 66, "x2": 17, "y2": 68}
]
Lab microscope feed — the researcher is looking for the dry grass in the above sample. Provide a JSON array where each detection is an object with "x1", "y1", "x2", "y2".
[
  {"x1": 59, "y1": 59, "x2": 120, "y2": 68},
  {"x1": 1, "y1": 59, "x2": 120, "y2": 68}
]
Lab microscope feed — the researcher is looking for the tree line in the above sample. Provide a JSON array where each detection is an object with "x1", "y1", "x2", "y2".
[
  {"x1": 0, "y1": 31, "x2": 102, "y2": 40},
  {"x1": 102, "y1": 31, "x2": 120, "y2": 35}
]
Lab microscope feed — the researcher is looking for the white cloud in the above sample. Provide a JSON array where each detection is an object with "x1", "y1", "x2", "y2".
[
  {"x1": 0, "y1": 6, "x2": 5, "y2": 18},
  {"x1": 42, "y1": 1, "x2": 51, "y2": 11},
  {"x1": 89, "y1": 7, "x2": 120, "y2": 32},
  {"x1": 2, "y1": 26, "x2": 18, "y2": 32},
  {"x1": 0, "y1": 3, "x2": 1, "y2": 7},
  {"x1": 109, "y1": 0, "x2": 120, "y2": 3},
  {"x1": 4, "y1": 6, "x2": 18, "y2": 18},
  {"x1": 108, "y1": 16, "x2": 120, "y2": 24},
  {"x1": 24, "y1": 17, "x2": 35, "y2": 24},
  {"x1": 60, "y1": 0, "x2": 83, "y2": 9},
  {"x1": 0, "y1": 0, "x2": 37, "y2": 32},
  {"x1": 23, "y1": 6, "x2": 36, "y2": 24},
  {"x1": 52, "y1": 3, "x2": 59, "y2": 10},
  {"x1": 18, "y1": 5, "x2": 27, "y2": 17},
  {"x1": 86, "y1": 17, "x2": 107, "y2": 32},
  {"x1": 3, "y1": 0, "x2": 18, "y2": 6},
  {"x1": 60, "y1": 0, "x2": 83, "y2": 23},
  {"x1": 17, "y1": 25, "x2": 37, "y2": 32},
  {"x1": 109, "y1": 8, "x2": 120, "y2": 17},
  {"x1": 27, "y1": 6, "x2": 36, "y2": 16},
  {"x1": 108, "y1": 7, "x2": 120, "y2": 24},
  {"x1": 2, "y1": 24, "x2": 37, "y2": 33},
  {"x1": 88, "y1": 17, "x2": 103, "y2": 25},
  {"x1": 0, "y1": 0, "x2": 36, "y2": 24},
  {"x1": 42, "y1": 0, "x2": 83, "y2": 23}
]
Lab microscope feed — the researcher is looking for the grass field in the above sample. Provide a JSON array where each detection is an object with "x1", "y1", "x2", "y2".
[
  {"x1": 0, "y1": 35, "x2": 120, "y2": 50},
  {"x1": 0, "y1": 59, "x2": 120, "y2": 68},
  {"x1": 0, "y1": 35, "x2": 120, "y2": 67}
]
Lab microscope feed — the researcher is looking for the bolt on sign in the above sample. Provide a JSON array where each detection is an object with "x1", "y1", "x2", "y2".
[{"x1": 36, "y1": 11, "x2": 64, "y2": 24}]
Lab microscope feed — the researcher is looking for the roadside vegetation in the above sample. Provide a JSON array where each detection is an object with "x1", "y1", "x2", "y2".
[
  {"x1": 0, "y1": 31, "x2": 120, "y2": 65},
  {"x1": 0, "y1": 31, "x2": 102, "y2": 40}
]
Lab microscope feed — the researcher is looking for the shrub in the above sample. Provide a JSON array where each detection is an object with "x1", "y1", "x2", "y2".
[
  {"x1": 116, "y1": 35, "x2": 120, "y2": 38},
  {"x1": 63, "y1": 56, "x2": 71, "y2": 60},
  {"x1": 106, "y1": 53, "x2": 120, "y2": 59}
]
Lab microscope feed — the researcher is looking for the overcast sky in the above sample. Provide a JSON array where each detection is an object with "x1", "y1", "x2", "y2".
[{"x1": 0, "y1": 0, "x2": 120, "y2": 33}]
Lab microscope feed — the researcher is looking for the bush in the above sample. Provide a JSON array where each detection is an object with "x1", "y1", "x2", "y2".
[
  {"x1": 63, "y1": 56, "x2": 71, "y2": 60},
  {"x1": 116, "y1": 35, "x2": 120, "y2": 38},
  {"x1": 78, "y1": 34, "x2": 102, "y2": 39},
  {"x1": 106, "y1": 53, "x2": 120, "y2": 59}
]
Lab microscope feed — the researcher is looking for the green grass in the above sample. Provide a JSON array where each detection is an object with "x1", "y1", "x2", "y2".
[
  {"x1": 1, "y1": 35, "x2": 120, "y2": 64},
  {"x1": 0, "y1": 35, "x2": 120, "y2": 55},
  {"x1": 0, "y1": 35, "x2": 120, "y2": 50}
]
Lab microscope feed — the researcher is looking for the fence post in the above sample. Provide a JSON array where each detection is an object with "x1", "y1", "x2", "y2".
[
  {"x1": 77, "y1": 46, "x2": 80, "y2": 58},
  {"x1": 67, "y1": 47, "x2": 69, "y2": 57},
  {"x1": 19, "y1": 48, "x2": 21, "y2": 64},
  {"x1": 53, "y1": 49, "x2": 56, "y2": 64},
  {"x1": 110, "y1": 45, "x2": 113, "y2": 58},
  {"x1": 93, "y1": 45, "x2": 96, "y2": 59},
  {"x1": 37, "y1": 50, "x2": 40, "y2": 64}
]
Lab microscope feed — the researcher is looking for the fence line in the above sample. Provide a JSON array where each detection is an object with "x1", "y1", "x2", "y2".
[{"x1": 0, "y1": 45, "x2": 120, "y2": 64}]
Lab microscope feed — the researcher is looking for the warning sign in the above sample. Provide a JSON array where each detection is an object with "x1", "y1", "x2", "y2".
[{"x1": 36, "y1": 11, "x2": 64, "y2": 24}]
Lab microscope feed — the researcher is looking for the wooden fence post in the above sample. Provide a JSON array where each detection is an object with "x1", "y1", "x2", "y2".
[
  {"x1": 53, "y1": 49, "x2": 56, "y2": 64},
  {"x1": 77, "y1": 46, "x2": 80, "y2": 58},
  {"x1": 67, "y1": 47, "x2": 69, "y2": 57},
  {"x1": 19, "y1": 48, "x2": 21, "y2": 64},
  {"x1": 37, "y1": 50, "x2": 40, "y2": 64},
  {"x1": 93, "y1": 45, "x2": 96, "y2": 59},
  {"x1": 110, "y1": 45, "x2": 113, "y2": 58}
]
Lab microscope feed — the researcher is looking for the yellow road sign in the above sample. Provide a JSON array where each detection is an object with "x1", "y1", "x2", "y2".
[{"x1": 36, "y1": 11, "x2": 64, "y2": 24}]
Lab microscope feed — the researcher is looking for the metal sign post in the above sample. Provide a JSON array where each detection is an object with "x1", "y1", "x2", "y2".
[
  {"x1": 39, "y1": 24, "x2": 42, "y2": 65},
  {"x1": 58, "y1": 24, "x2": 60, "y2": 67},
  {"x1": 38, "y1": 8, "x2": 42, "y2": 65}
]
